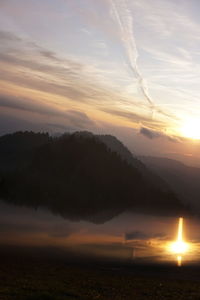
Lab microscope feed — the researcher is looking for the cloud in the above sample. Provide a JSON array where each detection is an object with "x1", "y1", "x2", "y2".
[
  {"x1": 110, "y1": 0, "x2": 154, "y2": 109},
  {"x1": 46, "y1": 123, "x2": 74, "y2": 133},
  {"x1": 0, "y1": 31, "x2": 102, "y2": 103},
  {"x1": 140, "y1": 127, "x2": 179, "y2": 142},
  {"x1": 0, "y1": 114, "x2": 44, "y2": 136},
  {"x1": 102, "y1": 108, "x2": 166, "y2": 130},
  {"x1": 0, "y1": 215, "x2": 75, "y2": 239},
  {"x1": 140, "y1": 127, "x2": 162, "y2": 139},
  {"x1": 0, "y1": 94, "x2": 60, "y2": 116},
  {"x1": 38, "y1": 49, "x2": 63, "y2": 62},
  {"x1": 0, "y1": 52, "x2": 81, "y2": 76},
  {"x1": 0, "y1": 94, "x2": 94, "y2": 133},
  {"x1": 0, "y1": 30, "x2": 21, "y2": 42},
  {"x1": 124, "y1": 0, "x2": 200, "y2": 123},
  {"x1": 0, "y1": 94, "x2": 92, "y2": 119},
  {"x1": 131, "y1": 0, "x2": 200, "y2": 41},
  {"x1": 65, "y1": 110, "x2": 94, "y2": 128},
  {"x1": 125, "y1": 231, "x2": 147, "y2": 240},
  {"x1": 108, "y1": 0, "x2": 179, "y2": 123},
  {"x1": 0, "y1": 32, "x2": 130, "y2": 111},
  {"x1": 0, "y1": 28, "x2": 177, "y2": 135},
  {"x1": 48, "y1": 223, "x2": 75, "y2": 238},
  {"x1": 125, "y1": 230, "x2": 167, "y2": 241}
]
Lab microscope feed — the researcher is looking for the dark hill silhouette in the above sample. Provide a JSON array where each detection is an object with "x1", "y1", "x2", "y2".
[
  {"x1": 0, "y1": 131, "x2": 188, "y2": 223},
  {"x1": 73, "y1": 132, "x2": 170, "y2": 193},
  {"x1": 0, "y1": 131, "x2": 50, "y2": 172},
  {"x1": 97, "y1": 134, "x2": 170, "y2": 193}
]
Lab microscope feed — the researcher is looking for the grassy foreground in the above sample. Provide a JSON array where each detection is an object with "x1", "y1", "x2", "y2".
[{"x1": 0, "y1": 246, "x2": 200, "y2": 300}]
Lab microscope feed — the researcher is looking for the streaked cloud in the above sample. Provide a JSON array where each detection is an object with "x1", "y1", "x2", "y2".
[
  {"x1": 0, "y1": 94, "x2": 94, "y2": 132},
  {"x1": 102, "y1": 108, "x2": 166, "y2": 130}
]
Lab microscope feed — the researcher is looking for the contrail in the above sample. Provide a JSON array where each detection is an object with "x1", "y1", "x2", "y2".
[{"x1": 110, "y1": 0, "x2": 155, "y2": 111}]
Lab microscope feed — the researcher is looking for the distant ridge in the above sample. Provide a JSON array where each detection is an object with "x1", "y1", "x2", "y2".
[{"x1": 140, "y1": 156, "x2": 200, "y2": 212}]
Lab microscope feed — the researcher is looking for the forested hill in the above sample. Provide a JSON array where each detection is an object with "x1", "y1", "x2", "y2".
[
  {"x1": 0, "y1": 131, "x2": 50, "y2": 172},
  {"x1": 0, "y1": 131, "x2": 188, "y2": 223}
]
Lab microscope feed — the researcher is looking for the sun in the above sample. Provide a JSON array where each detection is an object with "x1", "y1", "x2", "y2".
[
  {"x1": 180, "y1": 118, "x2": 200, "y2": 140},
  {"x1": 170, "y1": 240, "x2": 188, "y2": 254},
  {"x1": 169, "y1": 217, "x2": 189, "y2": 255},
  {"x1": 168, "y1": 217, "x2": 190, "y2": 266}
]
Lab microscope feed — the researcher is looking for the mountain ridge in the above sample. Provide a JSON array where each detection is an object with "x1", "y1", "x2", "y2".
[
  {"x1": 0, "y1": 131, "x2": 188, "y2": 222},
  {"x1": 140, "y1": 155, "x2": 200, "y2": 212}
]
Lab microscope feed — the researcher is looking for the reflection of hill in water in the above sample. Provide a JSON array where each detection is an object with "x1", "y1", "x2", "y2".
[{"x1": 0, "y1": 131, "x2": 187, "y2": 223}]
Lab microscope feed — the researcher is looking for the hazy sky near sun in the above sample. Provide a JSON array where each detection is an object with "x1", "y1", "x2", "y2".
[{"x1": 1, "y1": 0, "x2": 200, "y2": 163}]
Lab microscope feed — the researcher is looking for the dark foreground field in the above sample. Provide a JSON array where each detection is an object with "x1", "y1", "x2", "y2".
[{"x1": 1, "y1": 246, "x2": 200, "y2": 300}]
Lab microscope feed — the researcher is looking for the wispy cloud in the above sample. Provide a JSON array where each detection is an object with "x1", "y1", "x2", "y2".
[
  {"x1": 0, "y1": 94, "x2": 94, "y2": 131},
  {"x1": 109, "y1": 0, "x2": 181, "y2": 123},
  {"x1": 140, "y1": 127, "x2": 179, "y2": 142},
  {"x1": 110, "y1": 0, "x2": 154, "y2": 109},
  {"x1": 123, "y1": 0, "x2": 200, "y2": 129},
  {"x1": 102, "y1": 108, "x2": 167, "y2": 130},
  {"x1": 131, "y1": 0, "x2": 200, "y2": 40},
  {"x1": 1, "y1": 29, "x2": 172, "y2": 133}
]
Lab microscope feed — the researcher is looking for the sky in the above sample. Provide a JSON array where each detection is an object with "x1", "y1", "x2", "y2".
[
  {"x1": 2, "y1": 0, "x2": 200, "y2": 265},
  {"x1": 1, "y1": 0, "x2": 200, "y2": 164}
]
